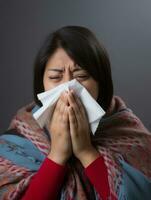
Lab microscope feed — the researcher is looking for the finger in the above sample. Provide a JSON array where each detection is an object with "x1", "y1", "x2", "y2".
[
  {"x1": 67, "y1": 90, "x2": 81, "y2": 119},
  {"x1": 56, "y1": 94, "x2": 69, "y2": 122},
  {"x1": 55, "y1": 93, "x2": 66, "y2": 113},
  {"x1": 60, "y1": 91, "x2": 69, "y2": 106},
  {"x1": 68, "y1": 106, "x2": 78, "y2": 130},
  {"x1": 52, "y1": 94, "x2": 66, "y2": 121},
  {"x1": 59, "y1": 92, "x2": 70, "y2": 119},
  {"x1": 62, "y1": 105, "x2": 68, "y2": 122},
  {"x1": 58, "y1": 105, "x2": 69, "y2": 132}
]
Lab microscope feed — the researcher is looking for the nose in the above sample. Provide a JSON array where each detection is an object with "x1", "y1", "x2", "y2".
[{"x1": 63, "y1": 70, "x2": 73, "y2": 82}]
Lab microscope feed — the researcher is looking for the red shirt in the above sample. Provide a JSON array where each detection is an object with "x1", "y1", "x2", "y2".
[{"x1": 22, "y1": 156, "x2": 113, "y2": 200}]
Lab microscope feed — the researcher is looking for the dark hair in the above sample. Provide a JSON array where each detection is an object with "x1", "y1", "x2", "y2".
[{"x1": 33, "y1": 26, "x2": 113, "y2": 111}]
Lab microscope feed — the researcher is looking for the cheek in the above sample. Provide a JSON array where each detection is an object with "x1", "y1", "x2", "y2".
[
  {"x1": 83, "y1": 80, "x2": 99, "y2": 100},
  {"x1": 90, "y1": 85, "x2": 99, "y2": 100},
  {"x1": 43, "y1": 74, "x2": 54, "y2": 91},
  {"x1": 43, "y1": 75, "x2": 62, "y2": 91}
]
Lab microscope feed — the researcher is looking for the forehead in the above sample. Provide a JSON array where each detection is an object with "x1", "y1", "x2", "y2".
[
  {"x1": 46, "y1": 48, "x2": 74, "y2": 66},
  {"x1": 45, "y1": 48, "x2": 84, "y2": 71}
]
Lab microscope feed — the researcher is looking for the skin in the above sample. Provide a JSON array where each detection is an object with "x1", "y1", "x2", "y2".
[{"x1": 43, "y1": 48, "x2": 100, "y2": 167}]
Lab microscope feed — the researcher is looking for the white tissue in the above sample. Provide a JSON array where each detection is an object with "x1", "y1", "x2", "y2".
[{"x1": 33, "y1": 79, "x2": 105, "y2": 134}]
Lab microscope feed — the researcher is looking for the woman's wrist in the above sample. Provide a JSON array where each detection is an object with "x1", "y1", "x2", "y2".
[
  {"x1": 47, "y1": 152, "x2": 68, "y2": 166},
  {"x1": 77, "y1": 147, "x2": 100, "y2": 168}
]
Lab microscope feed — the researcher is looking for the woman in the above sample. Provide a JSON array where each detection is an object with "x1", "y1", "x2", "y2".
[{"x1": 0, "y1": 26, "x2": 151, "y2": 200}]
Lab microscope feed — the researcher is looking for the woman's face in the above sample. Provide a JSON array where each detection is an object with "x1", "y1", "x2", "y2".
[{"x1": 43, "y1": 48, "x2": 99, "y2": 100}]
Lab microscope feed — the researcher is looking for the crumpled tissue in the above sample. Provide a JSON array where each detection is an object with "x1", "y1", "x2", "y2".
[{"x1": 33, "y1": 79, "x2": 105, "y2": 134}]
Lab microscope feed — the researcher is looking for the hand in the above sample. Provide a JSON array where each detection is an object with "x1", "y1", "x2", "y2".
[
  {"x1": 67, "y1": 90, "x2": 100, "y2": 167},
  {"x1": 47, "y1": 92, "x2": 72, "y2": 165}
]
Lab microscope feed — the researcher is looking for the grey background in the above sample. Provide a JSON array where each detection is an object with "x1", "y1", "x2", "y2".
[{"x1": 0, "y1": 0, "x2": 151, "y2": 133}]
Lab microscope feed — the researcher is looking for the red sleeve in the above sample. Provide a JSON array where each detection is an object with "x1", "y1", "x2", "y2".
[
  {"x1": 21, "y1": 157, "x2": 67, "y2": 200},
  {"x1": 84, "y1": 156, "x2": 110, "y2": 200}
]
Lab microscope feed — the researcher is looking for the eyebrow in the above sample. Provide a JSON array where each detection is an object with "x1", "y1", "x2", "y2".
[
  {"x1": 47, "y1": 68, "x2": 64, "y2": 72},
  {"x1": 47, "y1": 67, "x2": 83, "y2": 72}
]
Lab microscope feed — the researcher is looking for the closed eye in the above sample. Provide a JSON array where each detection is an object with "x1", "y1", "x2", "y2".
[
  {"x1": 75, "y1": 75, "x2": 89, "y2": 79},
  {"x1": 48, "y1": 76, "x2": 61, "y2": 79},
  {"x1": 77, "y1": 75, "x2": 88, "y2": 77}
]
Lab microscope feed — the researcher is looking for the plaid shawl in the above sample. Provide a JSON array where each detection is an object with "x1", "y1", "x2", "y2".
[{"x1": 0, "y1": 96, "x2": 151, "y2": 200}]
